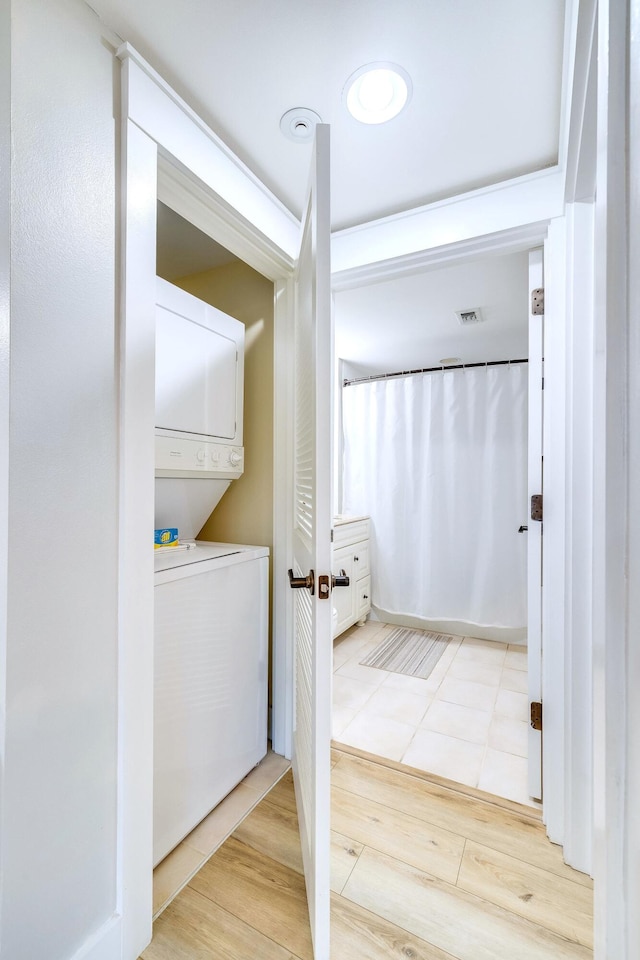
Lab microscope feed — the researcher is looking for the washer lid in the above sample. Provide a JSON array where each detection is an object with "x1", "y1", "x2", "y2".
[
  {"x1": 154, "y1": 540, "x2": 269, "y2": 577},
  {"x1": 154, "y1": 541, "x2": 242, "y2": 573}
]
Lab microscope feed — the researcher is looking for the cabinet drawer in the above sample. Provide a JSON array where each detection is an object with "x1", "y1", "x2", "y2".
[
  {"x1": 357, "y1": 576, "x2": 371, "y2": 617},
  {"x1": 332, "y1": 518, "x2": 369, "y2": 548}
]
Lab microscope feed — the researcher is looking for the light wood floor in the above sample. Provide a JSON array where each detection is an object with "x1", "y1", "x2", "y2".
[{"x1": 141, "y1": 746, "x2": 593, "y2": 960}]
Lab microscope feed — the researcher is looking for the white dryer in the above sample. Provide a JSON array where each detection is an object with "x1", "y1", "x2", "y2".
[{"x1": 154, "y1": 276, "x2": 245, "y2": 540}]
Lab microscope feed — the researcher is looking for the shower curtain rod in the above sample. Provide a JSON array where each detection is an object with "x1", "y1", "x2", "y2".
[{"x1": 343, "y1": 357, "x2": 528, "y2": 387}]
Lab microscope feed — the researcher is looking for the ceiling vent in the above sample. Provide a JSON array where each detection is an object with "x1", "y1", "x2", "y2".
[{"x1": 455, "y1": 308, "x2": 484, "y2": 325}]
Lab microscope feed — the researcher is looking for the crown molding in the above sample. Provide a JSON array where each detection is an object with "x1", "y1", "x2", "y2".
[
  {"x1": 117, "y1": 42, "x2": 300, "y2": 261},
  {"x1": 332, "y1": 221, "x2": 550, "y2": 291}
]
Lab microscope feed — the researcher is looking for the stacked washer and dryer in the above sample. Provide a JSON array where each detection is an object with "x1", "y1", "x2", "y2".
[{"x1": 153, "y1": 277, "x2": 268, "y2": 866}]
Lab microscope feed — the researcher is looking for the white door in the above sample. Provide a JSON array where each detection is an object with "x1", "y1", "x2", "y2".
[
  {"x1": 289, "y1": 123, "x2": 332, "y2": 960},
  {"x1": 527, "y1": 249, "x2": 543, "y2": 800}
]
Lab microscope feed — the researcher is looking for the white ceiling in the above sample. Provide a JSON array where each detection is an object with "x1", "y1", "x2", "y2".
[
  {"x1": 335, "y1": 252, "x2": 530, "y2": 376},
  {"x1": 118, "y1": 4, "x2": 557, "y2": 366},
  {"x1": 90, "y1": 0, "x2": 566, "y2": 231}
]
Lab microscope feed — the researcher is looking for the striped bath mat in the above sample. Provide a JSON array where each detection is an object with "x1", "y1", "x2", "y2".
[{"x1": 360, "y1": 627, "x2": 452, "y2": 679}]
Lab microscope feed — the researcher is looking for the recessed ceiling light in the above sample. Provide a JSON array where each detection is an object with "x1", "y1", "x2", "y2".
[
  {"x1": 279, "y1": 107, "x2": 322, "y2": 143},
  {"x1": 344, "y1": 62, "x2": 412, "y2": 124}
]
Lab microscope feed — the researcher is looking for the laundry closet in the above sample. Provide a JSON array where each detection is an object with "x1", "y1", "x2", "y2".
[{"x1": 152, "y1": 202, "x2": 278, "y2": 880}]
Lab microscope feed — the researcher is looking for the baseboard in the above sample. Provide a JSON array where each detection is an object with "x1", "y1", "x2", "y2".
[
  {"x1": 69, "y1": 914, "x2": 123, "y2": 960},
  {"x1": 371, "y1": 606, "x2": 527, "y2": 644}
]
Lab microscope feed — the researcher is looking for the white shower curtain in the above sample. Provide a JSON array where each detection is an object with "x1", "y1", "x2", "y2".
[{"x1": 342, "y1": 364, "x2": 528, "y2": 630}]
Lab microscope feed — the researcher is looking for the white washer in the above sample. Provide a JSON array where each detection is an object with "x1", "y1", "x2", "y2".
[{"x1": 153, "y1": 541, "x2": 269, "y2": 866}]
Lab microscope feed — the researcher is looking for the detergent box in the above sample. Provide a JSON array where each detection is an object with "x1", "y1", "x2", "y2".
[{"x1": 154, "y1": 528, "x2": 179, "y2": 549}]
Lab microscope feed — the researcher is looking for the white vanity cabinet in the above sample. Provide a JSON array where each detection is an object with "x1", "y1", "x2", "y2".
[{"x1": 332, "y1": 516, "x2": 371, "y2": 638}]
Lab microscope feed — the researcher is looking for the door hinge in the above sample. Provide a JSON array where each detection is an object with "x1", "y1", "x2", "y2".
[
  {"x1": 531, "y1": 288, "x2": 544, "y2": 316},
  {"x1": 530, "y1": 701, "x2": 543, "y2": 731},
  {"x1": 531, "y1": 494, "x2": 543, "y2": 521}
]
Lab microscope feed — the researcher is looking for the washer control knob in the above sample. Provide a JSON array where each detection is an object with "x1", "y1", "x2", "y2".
[
  {"x1": 196, "y1": 448, "x2": 206, "y2": 463},
  {"x1": 229, "y1": 450, "x2": 242, "y2": 468},
  {"x1": 210, "y1": 450, "x2": 220, "y2": 464}
]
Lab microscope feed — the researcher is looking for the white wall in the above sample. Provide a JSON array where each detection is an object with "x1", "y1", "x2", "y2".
[
  {"x1": 0, "y1": 0, "x2": 11, "y2": 951},
  {"x1": 1, "y1": 1, "x2": 120, "y2": 957},
  {"x1": 593, "y1": 1, "x2": 637, "y2": 956},
  {"x1": 626, "y1": 8, "x2": 640, "y2": 955}
]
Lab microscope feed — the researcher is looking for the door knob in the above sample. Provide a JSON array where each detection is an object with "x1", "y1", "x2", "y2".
[
  {"x1": 332, "y1": 569, "x2": 350, "y2": 588},
  {"x1": 288, "y1": 568, "x2": 315, "y2": 595}
]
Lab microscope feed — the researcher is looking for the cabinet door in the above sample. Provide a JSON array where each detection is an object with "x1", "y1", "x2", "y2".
[
  {"x1": 352, "y1": 541, "x2": 370, "y2": 581},
  {"x1": 356, "y1": 575, "x2": 372, "y2": 620},
  {"x1": 332, "y1": 544, "x2": 355, "y2": 637}
]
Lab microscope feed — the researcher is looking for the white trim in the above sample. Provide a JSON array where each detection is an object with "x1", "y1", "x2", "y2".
[
  {"x1": 541, "y1": 219, "x2": 567, "y2": 845},
  {"x1": 272, "y1": 277, "x2": 295, "y2": 759},
  {"x1": 0, "y1": 0, "x2": 10, "y2": 921},
  {"x1": 563, "y1": 0, "x2": 598, "y2": 202},
  {"x1": 592, "y1": 0, "x2": 634, "y2": 955},
  {"x1": 117, "y1": 46, "x2": 299, "y2": 954},
  {"x1": 117, "y1": 109, "x2": 157, "y2": 959},
  {"x1": 557, "y1": 0, "x2": 582, "y2": 183},
  {"x1": 117, "y1": 43, "x2": 299, "y2": 260},
  {"x1": 332, "y1": 221, "x2": 550, "y2": 291},
  {"x1": 562, "y1": 201, "x2": 595, "y2": 875},
  {"x1": 157, "y1": 156, "x2": 295, "y2": 281},
  {"x1": 626, "y1": 6, "x2": 640, "y2": 956},
  {"x1": 68, "y1": 915, "x2": 123, "y2": 960},
  {"x1": 331, "y1": 168, "x2": 565, "y2": 275}
]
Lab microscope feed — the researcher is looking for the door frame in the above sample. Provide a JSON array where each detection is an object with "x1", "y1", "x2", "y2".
[
  {"x1": 155, "y1": 156, "x2": 297, "y2": 763},
  {"x1": 527, "y1": 247, "x2": 544, "y2": 803},
  {"x1": 117, "y1": 44, "x2": 300, "y2": 957},
  {"x1": 333, "y1": 223, "x2": 561, "y2": 806},
  {"x1": 115, "y1": 1, "x2": 618, "y2": 949}
]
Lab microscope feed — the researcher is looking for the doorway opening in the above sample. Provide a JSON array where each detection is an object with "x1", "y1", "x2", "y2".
[{"x1": 330, "y1": 249, "x2": 540, "y2": 811}]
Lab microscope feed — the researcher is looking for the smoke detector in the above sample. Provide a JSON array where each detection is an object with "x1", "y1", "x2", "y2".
[
  {"x1": 456, "y1": 308, "x2": 484, "y2": 325},
  {"x1": 280, "y1": 108, "x2": 322, "y2": 143}
]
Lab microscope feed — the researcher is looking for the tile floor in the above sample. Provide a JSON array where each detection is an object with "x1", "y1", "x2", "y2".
[{"x1": 332, "y1": 620, "x2": 539, "y2": 808}]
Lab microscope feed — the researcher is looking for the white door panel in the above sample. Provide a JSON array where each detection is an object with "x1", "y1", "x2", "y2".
[{"x1": 290, "y1": 124, "x2": 332, "y2": 959}]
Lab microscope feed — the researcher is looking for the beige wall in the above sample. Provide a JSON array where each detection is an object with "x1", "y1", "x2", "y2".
[
  {"x1": 175, "y1": 260, "x2": 274, "y2": 547},
  {"x1": 175, "y1": 260, "x2": 275, "y2": 693}
]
